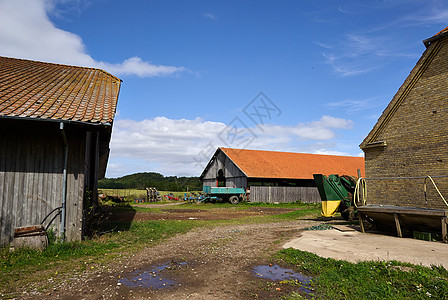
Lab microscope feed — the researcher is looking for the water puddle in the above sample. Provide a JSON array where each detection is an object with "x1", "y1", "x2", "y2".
[
  {"x1": 253, "y1": 264, "x2": 314, "y2": 294},
  {"x1": 119, "y1": 261, "x2": 187, "y2": 289}
]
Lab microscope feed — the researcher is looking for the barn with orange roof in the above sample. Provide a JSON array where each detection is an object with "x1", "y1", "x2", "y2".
[
  {"x1": 200, "y1": 147, "x2": 364, "y2": 203},
  {"x1": 0, "y1": 56, "x2": 121, "y2": 246}
]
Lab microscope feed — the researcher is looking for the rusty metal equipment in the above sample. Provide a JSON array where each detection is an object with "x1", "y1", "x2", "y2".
[
  {"x1": 14, "y1": 225, "x2": 48, "y2": 250},
  {"x1": 164, "y1": 193, "x2": 181, "y2": 201}
]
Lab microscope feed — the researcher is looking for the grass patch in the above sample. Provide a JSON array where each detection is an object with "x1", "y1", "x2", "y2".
[
  {"x1": 99, "y1": 219, "x2": 199, "y2": 247},
  {"x1": 1, "y1": 239, "x2": 117, "y2": 271},
  {"x1": 270, "y1": 206, "x2": 321, "y2": 221},
  {"x1": 99, "y1": 188, "x2": 147, "y2": 198},
  {"x1": 274, "y1": 248, "x2": 448, "y2": 299}
]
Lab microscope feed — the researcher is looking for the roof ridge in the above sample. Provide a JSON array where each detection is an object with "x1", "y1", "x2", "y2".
[
  {"x1": 220, "y1": 147, "x2": 361, "y2": 158},
  {"x1": 0, "y1": 56, "x2": 121, "y2": 82},
  {"x1": 423, "y1": 25, "x2": 448, "y2": 48}
]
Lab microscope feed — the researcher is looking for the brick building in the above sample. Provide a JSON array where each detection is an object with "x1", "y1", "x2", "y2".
[{"x1": 360, "y1": 27, "x2": 448, "y2": 210}]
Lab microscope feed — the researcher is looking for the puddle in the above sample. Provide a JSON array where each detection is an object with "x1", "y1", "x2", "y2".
[
  {"x1": 119, "y1": 261, "x2": 187, "y2": 289},
  {"x1": 253, "y1": 264, "x2": 314, "y2": 294}
]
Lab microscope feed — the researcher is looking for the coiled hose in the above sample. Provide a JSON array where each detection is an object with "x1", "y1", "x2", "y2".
[{"x1": 353, "y1": 177, "x2": 366, "y2": 208}]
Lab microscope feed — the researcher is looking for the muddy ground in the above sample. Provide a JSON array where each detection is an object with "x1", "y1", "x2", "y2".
[{"x1": 17, "y1": 204, "x2": 320, "y2": 299}]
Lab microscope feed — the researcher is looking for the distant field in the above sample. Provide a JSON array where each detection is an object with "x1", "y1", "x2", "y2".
[
  {"x1": 98, "y1": 188, "x2": 147, "y2": 198},
  {"x1": 98, "y1": 189, "x2": 201, "y2": 200}
]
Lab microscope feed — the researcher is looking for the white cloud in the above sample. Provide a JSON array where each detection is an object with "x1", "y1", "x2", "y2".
[
  {"x1": 313, "y1": 149, "x2": 350, "y2": 156},
  {"x1": 320, "y1": 31, "x2": 420, "y2": 77},
  {"x1": 107, "y1": 115, "x2": 356, "y2": 177},
  {"x1": 317, "y1": 1, "x2": 448, "y2": 77},
  {"x1": 0, "y1": 0, "x2": 185, "y2": 77},
  {"x1": 203, "y1": 13, "x2": 217, "y2": 20},
  {"x1": 99, "y1": 57, "x2": 186, "y2": 78},
  {"x1": 326, "y1": 98, "x2": 378, "y2": 113},
  {"x1": 320, "y1": 34, "x2": 399, "y2": 77},
  {"x1": 397, "y1": 2, "x2": 448, "y2": 26}
]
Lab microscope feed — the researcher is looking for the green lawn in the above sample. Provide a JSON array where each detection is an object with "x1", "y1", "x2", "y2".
[{"x1": 273, "y1": 248, "x2": 448, "y2": 299}]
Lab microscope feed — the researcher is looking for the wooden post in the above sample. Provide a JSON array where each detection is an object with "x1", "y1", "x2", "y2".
[
  {"x1": 442, "y1": 217, "x2": 447, "y2": 243},
  {"x1": 394, "y1": 213, "x2": 402, "y2": 237},
  {"x1": 358, "y1": 214, "x2": 365, "y2": 233}
]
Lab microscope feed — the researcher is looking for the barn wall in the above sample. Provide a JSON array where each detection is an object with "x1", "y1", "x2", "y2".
[
  {"x1": 363, "y1": 38, "x2": 448, "y2": 209},
  {"x1": 64, "y1": 129, "x2": 87, "y2": 242},
  {"x1": 202, "y1": 150, "x2": 247, "y2": 189},
  {"x1": 0, "y1": 121, "x2": 87, "y2": 245},
  {"x1": 249, "y1": 186, "x2": 321, "y2": 203}
]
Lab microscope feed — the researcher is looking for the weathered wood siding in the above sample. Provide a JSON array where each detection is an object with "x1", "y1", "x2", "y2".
[
  {"x1": 202, "y1": 150, "x2": 247, "y2": 188},
  {"x1": 249, "y1": 186, "x2": 321, "y2": 203},
  {"x1": 0, "y1": 122, "x2": 87, "y2": 245}
]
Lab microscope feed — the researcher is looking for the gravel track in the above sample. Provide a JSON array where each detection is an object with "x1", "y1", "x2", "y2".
[{"x1": 16, "y1": 208, "x2": 318, "y2": 299}]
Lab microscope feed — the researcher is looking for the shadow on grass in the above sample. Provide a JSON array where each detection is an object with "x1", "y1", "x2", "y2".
[{"x1": 86, "y1": 203, "x2": 137, "y2": 236}]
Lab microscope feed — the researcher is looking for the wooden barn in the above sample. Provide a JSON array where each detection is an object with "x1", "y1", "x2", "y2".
[
  {"x1": 0, "y1": 56, "x2": 121, "y2": 246},
  {"x1": 358, "y1": 27, "x2": 448, "y2": 240},
  {"x1": 200, "y1": 147, "x2": 365, "y2": 203}
]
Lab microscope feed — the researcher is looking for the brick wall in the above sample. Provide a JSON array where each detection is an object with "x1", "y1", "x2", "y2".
[{"x1": 362, "y1": 37, "x2": 448, "y2": 209}]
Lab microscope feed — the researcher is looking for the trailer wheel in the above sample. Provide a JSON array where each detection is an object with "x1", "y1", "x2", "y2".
[{"x1": 229, "y1": 196, "x2": 239, "y2": 204}]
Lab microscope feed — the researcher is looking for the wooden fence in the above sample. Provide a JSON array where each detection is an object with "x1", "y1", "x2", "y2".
[{"x1": 249, "y1": 186, "x2": 321, "y2": 204}]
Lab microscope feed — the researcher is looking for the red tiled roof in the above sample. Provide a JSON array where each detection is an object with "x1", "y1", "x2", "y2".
[
  {"x1": 0, "y1": 56, "x2": 121, "y2": 124},
  {"x1": 434, "y1": 26, "x2": 448, "y2": 37},
  {"x1": 220, "y1": 147, "x2": 365, "y2": 179}
]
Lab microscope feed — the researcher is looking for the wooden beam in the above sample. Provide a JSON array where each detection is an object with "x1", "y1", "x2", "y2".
[
  {"x1": 394, "y1": 213, "x2": 402, "y2": 237},
  {"x1": 358, "y1": 205, "x2": 448, "y2": 217},
  {"x1": 358, "y1": 214, "x2": 365, "y2": 233},
  {"x1": 442, "y1": 217, "x2": 448, "y2": 243}
]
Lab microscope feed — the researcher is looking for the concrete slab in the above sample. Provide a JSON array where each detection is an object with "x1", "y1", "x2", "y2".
[{"x1": 283, "y1": 229, "x2": 448, "y2": 268}]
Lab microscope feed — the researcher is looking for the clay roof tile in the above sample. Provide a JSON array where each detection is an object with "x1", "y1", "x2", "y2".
[
  {"x1": 219, "y1": 147, "x2": 365, "y2": 179},
  {"x1": 0, "y1": 56, "x2": 121, "y2": 124}
]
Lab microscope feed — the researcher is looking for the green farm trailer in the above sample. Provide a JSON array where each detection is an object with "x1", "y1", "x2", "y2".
[{"x1": 200, "y1": 186, "x2": 247, "y2": 204}]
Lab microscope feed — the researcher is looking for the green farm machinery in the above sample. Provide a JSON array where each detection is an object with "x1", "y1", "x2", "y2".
[{"x1": 313, "y1": 174, "x2": 360, "y2": 221}]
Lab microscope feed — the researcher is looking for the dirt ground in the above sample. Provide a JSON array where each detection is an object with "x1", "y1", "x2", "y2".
[
  {"x1": 18, "y1": 204, "x2": 319, "y2": 299},
  {"x1": 14, "y1": 203, "x2": 448, "y2": 299},
  {"x1": 113, "y1": 205, "x2": 300, "y2": 221}
]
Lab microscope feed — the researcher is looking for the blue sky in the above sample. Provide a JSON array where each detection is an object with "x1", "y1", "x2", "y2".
[{"x1": 1, "y1": 0, "x2": 448, "y2": 177}]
